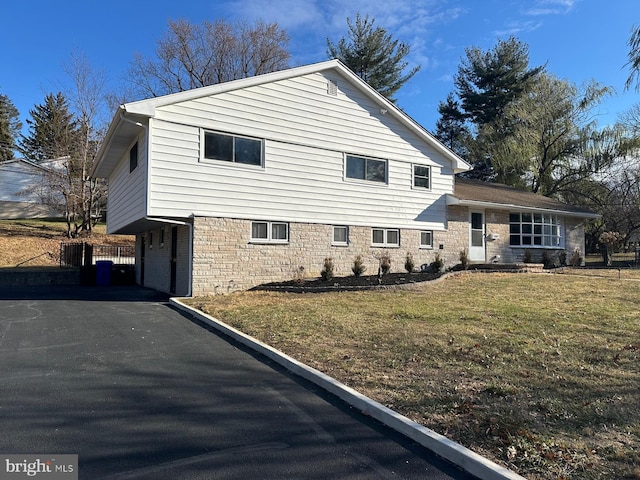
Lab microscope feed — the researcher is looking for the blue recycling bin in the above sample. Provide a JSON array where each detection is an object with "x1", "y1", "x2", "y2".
[{"x1": 96, "y1": 260, "x2": 113, "y2": 286}]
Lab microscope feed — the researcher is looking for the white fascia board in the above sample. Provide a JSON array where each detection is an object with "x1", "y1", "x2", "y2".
[{"x1": 446, "y1": 195, "x2": 601, "y2": 219}]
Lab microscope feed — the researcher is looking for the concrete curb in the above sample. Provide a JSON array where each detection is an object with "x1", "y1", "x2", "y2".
[{"x1": 170, "y1": 298, "x2": 526, "y2": 480}]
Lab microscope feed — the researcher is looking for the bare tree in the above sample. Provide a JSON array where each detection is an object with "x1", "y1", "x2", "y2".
[
  {"x1": 126, "y1": 18, "x2": 290, "y2": 99},
  {"x1": 63, "y1": 51, "x2": 108, "y2": 236}
]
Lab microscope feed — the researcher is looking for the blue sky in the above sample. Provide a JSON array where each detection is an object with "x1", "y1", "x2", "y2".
[{"x1": 1, "y1": 0, "x2": 638, "y2": 134}]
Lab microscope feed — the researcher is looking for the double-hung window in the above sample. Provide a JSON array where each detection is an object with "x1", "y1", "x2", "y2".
[
  {"x1": 372, "y1": 228, "x2": 400, "y2": 247},
  {"x1": 251, "y1": 221, "x2": 289, "y2": 243},
  {"x1": 413, "y1": 165, "x2": 431, "y2": 189},
  {"x1": 509, "y1": 212, "x2": 563, "y2": 247},
  {"x1": 203, "y1": 131, "x2": 263, "y2": 166},
  {"x1": 345, "y1": 155, "x2": 387, "y2": 183}
]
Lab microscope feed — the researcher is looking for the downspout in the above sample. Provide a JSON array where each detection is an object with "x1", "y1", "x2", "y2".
[{"x1": 145, "y1": 216, "x2": 194, "y2": 298}]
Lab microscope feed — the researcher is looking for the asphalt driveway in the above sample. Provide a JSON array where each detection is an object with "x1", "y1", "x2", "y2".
[{"x1": 0, "y1": 285, "x2": 475, "y2": 480}]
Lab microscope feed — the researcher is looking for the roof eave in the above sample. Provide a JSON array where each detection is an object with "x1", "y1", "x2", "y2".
[{"x1": 446, "y1": 195, "x2": 601, "y2": 219}]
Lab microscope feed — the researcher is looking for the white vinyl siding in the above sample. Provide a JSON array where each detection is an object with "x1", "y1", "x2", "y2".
[
  {"x1": 106, "y1": 135, "x2": 147, "y2": 234},
  {"x1": 144, "y1": 71, "x2": 454, "y2": 230}
]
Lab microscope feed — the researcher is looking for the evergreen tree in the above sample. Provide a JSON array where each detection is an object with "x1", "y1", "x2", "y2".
[
  {"x1": 0, "y1": 93, "x2": 22, "y2": 162},
  {"x1": 455, "y1": 36, "x2": 544, "y2": 127},
  {"x1": 327, "y1": 13, "x2": 420, "y2": 102},
  {"x1": 19, "y1": 92, "x2": 79, "y2": 162},
  {"x1": 434, "y1": 93, "x2": 470, "y2": 157}
]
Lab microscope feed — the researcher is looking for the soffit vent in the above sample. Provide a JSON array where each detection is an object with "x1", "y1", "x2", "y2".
[{"x1": 327, "y1": 79, "x2": 338, "y2": 96}]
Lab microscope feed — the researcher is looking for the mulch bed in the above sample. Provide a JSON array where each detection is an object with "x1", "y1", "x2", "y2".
[
  {"x1": 252, "y1": 272, "x2": 447, "y2": 293},
  {"x1": 252, "y1": 263, "x2": 545, "y2": 292}
]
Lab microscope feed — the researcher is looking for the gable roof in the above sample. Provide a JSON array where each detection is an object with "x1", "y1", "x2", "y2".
[
  {"x1": 448, "y1": 177, "x2": 600, "y2": 219},
  {"x1": 91, "y1": 59, "x2": 470, "y2": 178}
]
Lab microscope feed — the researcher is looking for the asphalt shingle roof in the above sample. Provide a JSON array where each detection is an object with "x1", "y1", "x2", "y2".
[{"x1": 453, "y1": 177, "x2": 599, "y2": 217}]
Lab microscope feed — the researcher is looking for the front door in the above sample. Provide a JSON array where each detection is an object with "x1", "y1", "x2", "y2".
[{"x1": 469, "y1": 211, "x2": 485, "y2": 262}]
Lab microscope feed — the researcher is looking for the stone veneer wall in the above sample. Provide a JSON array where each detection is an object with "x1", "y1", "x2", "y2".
[{"x1": 191, "y1": 216, "x2": 450, "y2": 295}]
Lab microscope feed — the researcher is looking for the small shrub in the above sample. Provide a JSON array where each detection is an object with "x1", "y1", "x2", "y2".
[
  {"x1": 541, "y1": 250, "x2": 552, "y2": 269},
  {"x1": 404, "y1": 252, "x2": 415, "y2": 273},
  {"x1": 293, "y1": 265, "x2": 306, "y2": 284},
  {"x1": 570, "y1": 248, "x2": 583, "y2": 267},
  {"x1": 320, "y1": 257, "x2": 334, "y2": 282},
  {"x1": 430, "y1": 253, "x2": 444, "y2": 272},
  {"x1": 459, "y1": 248, "x2": 470, "y2": 270},
  {"x1": 558, "y1": 250, "x2": 567, "y2": 266},
  {"x1": 523, "y1": 249, "x2": 533, "y2": 263},
  {"x1": 378, "y1": 253, "x2": 392, "y2": 277},
  {"x1": 351, "y1": 255, "x2": 366, "y2": 277}
]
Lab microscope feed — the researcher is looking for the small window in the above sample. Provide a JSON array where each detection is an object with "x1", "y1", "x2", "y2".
[
  {"x1": 420, "y1": 231, "x2": 433, "y2": 248},
  {"x1": 413, "y1": 165, "x2": 430, "y2": 189},
  {"x1": 160, "y1": 227, "x2": 165, "y2": 248},
  {"x1": 250, "y1": 221, "x2": 288, "y2": 243},
  {"x1": 372, "y1": 228, "x2": 400, "y2": 247},
  {"x1": 346, "y1": 155, "x2": 387, "y2": 183},
  {"x1": 148, "y1": 231, "x2": 153, "y2": 250},
  {"x1": 204, "y1": 131, "x2": 263, "y2": 166},
  {"x1": 332, "y1": 226, "x2": 348, "y2": 246},
  {"x1": 129, "y1": 142, "x2": 138, "y2": 173}
]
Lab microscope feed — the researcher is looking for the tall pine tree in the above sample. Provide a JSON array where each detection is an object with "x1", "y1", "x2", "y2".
[
  {"x1": 327, "y1": 13, "x2": 420, "y2": 103},
  {"x1": 435, "y1": 93, "x2": 470, "y2": 157},
  {"x1": 0, "y1": 93, "x2": 22, "y2": 162},
  {"x1": 19, "y1": 92, "x2": 78, "y2": 162}
]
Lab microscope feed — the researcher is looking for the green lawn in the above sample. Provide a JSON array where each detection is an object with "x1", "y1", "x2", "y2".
[{"x1": 187, "y1": 272, "x2": 640, "y2": 480}]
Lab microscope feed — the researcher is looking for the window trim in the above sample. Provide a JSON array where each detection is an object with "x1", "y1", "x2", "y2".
[
  {"x1": 201, "y1": 129, "x2": 264, "y2": 168},
  {"x1": 419, "y1": 230, "x2": 434, "y2": 249},
  {"x1": 332, "y1": 226, "x2": 349, "y2": 246},
  {"x1": 371, "y1": 228, "x2": 400, "y2": 247},
  {"x1": 509, "y1": 212, "x2": 564, "y2": 248},
  {"x1": 344, "y1": 154, "x2": 388, "y2": 184},
  {"x1": 412, "y1": 164, "x2": 431, "y2": 190},
  {"x1": 250, "y1": 221, "x2": 289, "y2": 244}
]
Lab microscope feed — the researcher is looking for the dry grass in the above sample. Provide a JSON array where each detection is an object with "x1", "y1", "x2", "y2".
[
  {"x1": 0, "y1": 219, "x2": 134, "y2": 267},
  {"x1": 187, "y1": 273, "x2": 640, "y2": 480}
]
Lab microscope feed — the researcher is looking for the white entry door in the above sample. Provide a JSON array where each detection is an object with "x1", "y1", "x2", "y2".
[{"x1": 469, "y1": 211, "x2": 485, "y2": 262}]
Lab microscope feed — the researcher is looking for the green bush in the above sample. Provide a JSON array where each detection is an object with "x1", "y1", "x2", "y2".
[
  {"x1": 351, "y1": 255, "x2": 366, "y2": 277},
  {"x1": 404, "y1": 252, "x2": 415, "y2": 273},
  {"x1": 430, "y1": 253, "x2": 444, "y2": 272},
  {"x1": 320, "y1": 257, "x2": 334, "y2": 281}
]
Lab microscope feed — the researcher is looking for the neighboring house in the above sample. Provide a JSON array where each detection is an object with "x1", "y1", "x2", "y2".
[
  {"x1": 0, "y1": 157, "x2": 65, "y2": 219},
  {"x1": 91, "y1": 60, "x2": 597, "y2": 296}
]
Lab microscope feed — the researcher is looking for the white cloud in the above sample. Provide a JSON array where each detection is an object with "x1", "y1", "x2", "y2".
[{"x1": 525, "y1": 0, "x2": 576, "y2": 16}]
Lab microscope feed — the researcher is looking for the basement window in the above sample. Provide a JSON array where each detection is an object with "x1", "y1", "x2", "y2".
[{"x1": 250, "y1": 221, "x2": 289, "y2": 244}]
